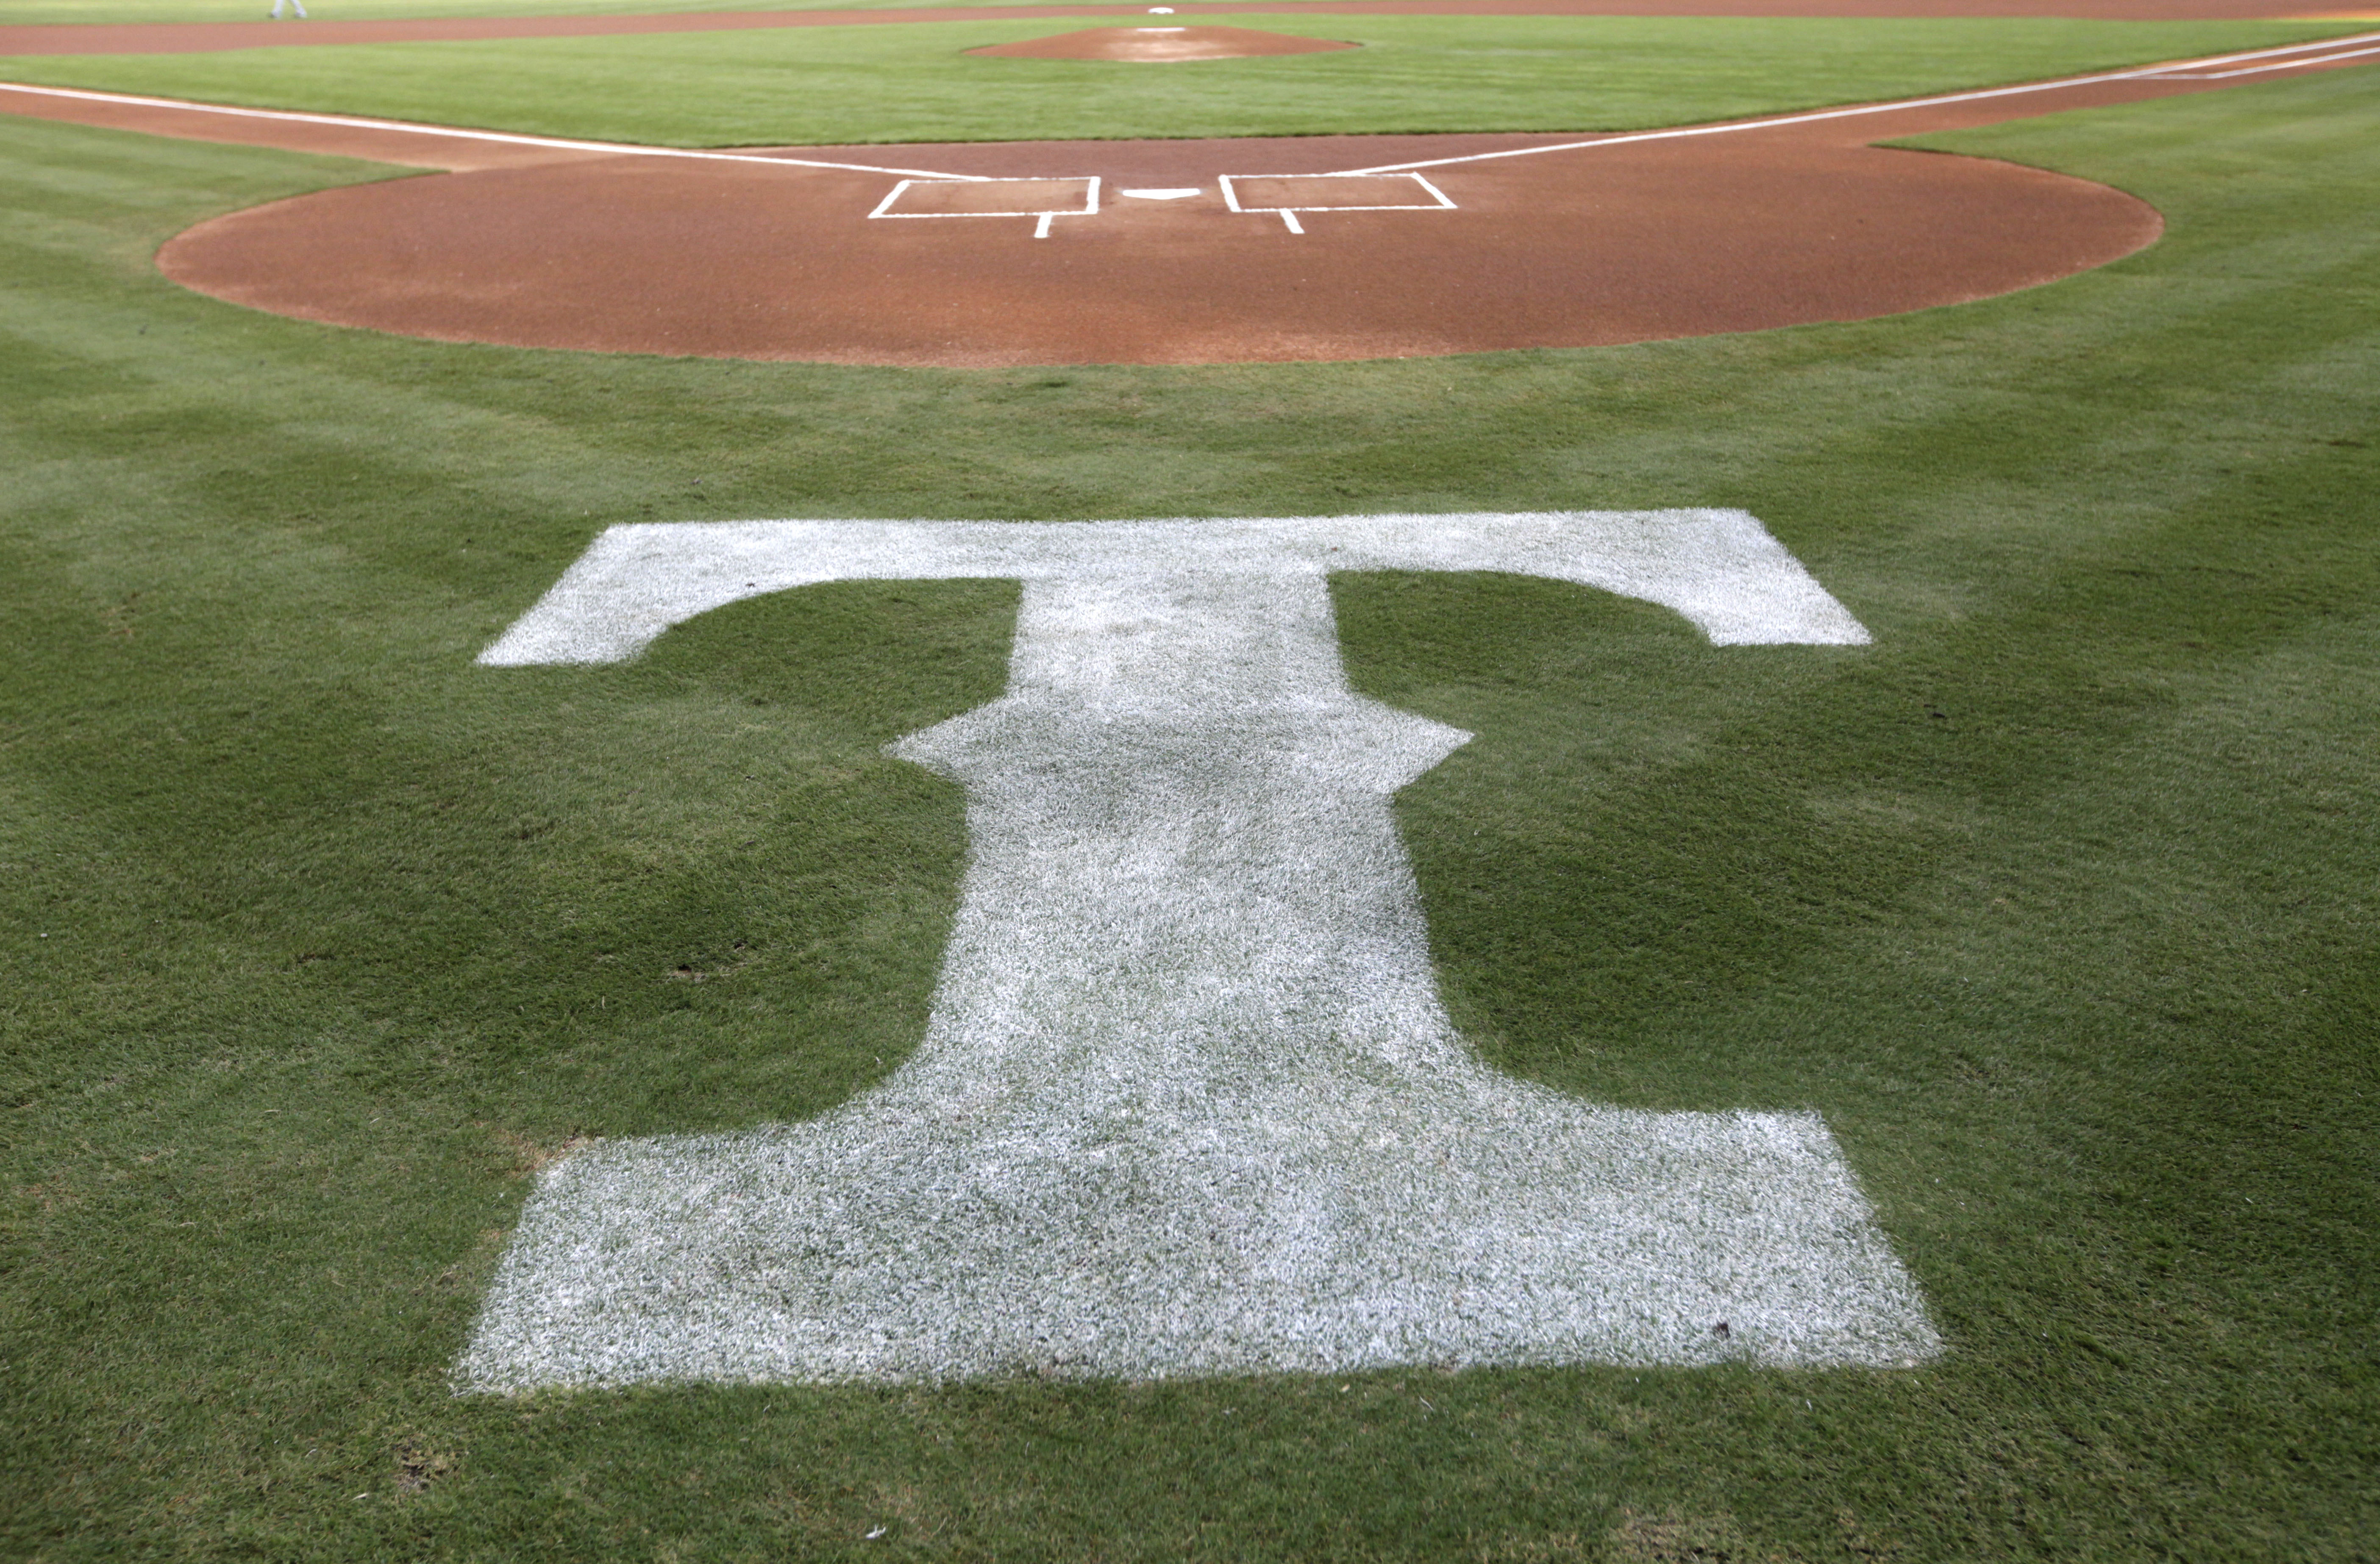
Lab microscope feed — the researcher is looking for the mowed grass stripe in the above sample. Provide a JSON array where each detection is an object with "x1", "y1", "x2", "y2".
[
  {"x1": 3, "y1": 66, "x2": 2377, "y2": 1560},
  {"x1": 0, "y1": 15, "x2": 2364, "y2": 146}
]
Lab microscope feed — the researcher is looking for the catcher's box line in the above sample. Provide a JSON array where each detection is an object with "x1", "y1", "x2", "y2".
[
  {"x1": 1327, "y1": 28, "x2": 2380, "y2": 174},
  {"x1": 1218, "y1": 171, "x2": 1454, "y2": 234},
  {"x1": 867, "y1": 174, "x2": 1102, "y2": 237}
]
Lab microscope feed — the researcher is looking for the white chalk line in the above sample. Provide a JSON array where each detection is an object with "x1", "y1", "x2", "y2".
[
  {"x1": 1219, "y1": 171, "x2": 1454, "y2": 212},
  {"x1": 1218, "y1": 171, "x2": 1454, "y2": 234},
  {"x1": 8, "y1": 28, "x2": 2370, "y2": 228},
  {"x1": 2140, "y1": 41, "x2": 2380, "y2": 77},
  {"x1": 1323, "y1": 29, "x2": 2380, "y2": 175},
  {"x1": 0, "y1": 77, "x2": 993, "y2": 180},
  {"x1": 867, "y1": 174, "x2": 1101, "y2": 237}
]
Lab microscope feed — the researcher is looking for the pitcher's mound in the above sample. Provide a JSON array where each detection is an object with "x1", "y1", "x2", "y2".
[{"x1": 966, "y1": 25, "x2": 1359, "y2": 62}]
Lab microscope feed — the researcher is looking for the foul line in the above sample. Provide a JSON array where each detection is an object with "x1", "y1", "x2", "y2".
[
  {"x1": 1327, "y1": 30, "x2": 2380, "y2": 175},
  {"x1": 2140, "y1": 40, "x2": 2380, "y2": 77},
  {"x1": 0, "y1": 78, "x2": 990, "y2": 180},
  {"x1": 5, "y1": 28, "x2": 2372, "y2": 193}
]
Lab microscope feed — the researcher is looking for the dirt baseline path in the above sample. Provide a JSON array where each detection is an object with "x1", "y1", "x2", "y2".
[{"x1": 6, "y1": 35, "x2": 2372, "y2": 365}]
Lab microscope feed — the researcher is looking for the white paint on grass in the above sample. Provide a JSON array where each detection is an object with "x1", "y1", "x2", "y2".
[
  {"x1": 2141, "y1": 41, "x2": 2380, "y2": 78},
  {"x1": 459, "y1": 512, "x2": 1933, "y2": 1390},
  {"x1": 0, "y1": 79, "x2": 992, "y2": 180},
  {"x1": 1325, "y1": 31, "x2": 2380, "y2": 176},
  {"x1": 7, "y1": 29, "x2": 2370, "y2": 191},
  {"x1": 480, "y1": 512, "x2": 1868, "y2": 670}
]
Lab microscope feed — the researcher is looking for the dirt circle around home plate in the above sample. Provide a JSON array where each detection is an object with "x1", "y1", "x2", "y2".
[
  {"x1": 45, "y1": 34, "x2": 2380, "y2": 367},
  {"x1": 967, "y1": 25, "x2": 1361, "y2": 60},
  {"x1": 153, "y1": 114, "x2": 2166, "y2": 367}
]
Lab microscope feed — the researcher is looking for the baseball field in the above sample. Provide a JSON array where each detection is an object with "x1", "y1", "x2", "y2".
[{"x1": 2, "y1": 0, "x2": 2375, "y2": 1558}]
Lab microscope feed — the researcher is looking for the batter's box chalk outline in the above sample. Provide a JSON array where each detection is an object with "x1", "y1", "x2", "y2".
[
  {"x1": 869, "y1": 175, "x2": 1101, "y2": 238},
  {"x1": 1219, "y1": 171, "x2": 1454, "y2": 234}
]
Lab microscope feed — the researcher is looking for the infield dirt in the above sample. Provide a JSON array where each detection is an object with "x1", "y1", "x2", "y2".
[
  {"x1": 149, "y1": 124, "x2": 2162, "y2": 367},
  {"x1": 0, "y1": 27, "x2": 2371, "y2": 365}
]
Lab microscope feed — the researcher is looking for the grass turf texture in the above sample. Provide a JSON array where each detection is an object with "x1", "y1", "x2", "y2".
[
  {"x1": 3, "y1": 40, "x2": 2378, "y2": 1564},
  {"x1": 0, "y1": 0, "x2": 1111, "y2": 22},
  {"x1": 0, "y1": 16, "x2": 2367, "y2": 145}
]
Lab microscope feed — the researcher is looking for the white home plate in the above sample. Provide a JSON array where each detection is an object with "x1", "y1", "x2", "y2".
[{"x1": 456, "y1": 512, "x2": 1940, "y2": 1389}]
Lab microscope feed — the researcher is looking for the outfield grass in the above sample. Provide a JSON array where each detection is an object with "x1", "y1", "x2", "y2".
[
  {"x1": 2, "y1": 37, "x2": 2377, "y2": 1564},
  {"x1": 0, "y1": 15, "x2": 2364, "y2": 144}
]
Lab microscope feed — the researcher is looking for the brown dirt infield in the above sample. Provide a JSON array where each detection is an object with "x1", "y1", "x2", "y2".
[
  {"x1": 1, "y1": 41, "x2": 2368, "y2": 366},
  {"x1": 968, "y1": 25, "x2": 1360, "y2": 59},
  {"x1": 0, "y1": 0, "x2": 2365, "y2": 57}
]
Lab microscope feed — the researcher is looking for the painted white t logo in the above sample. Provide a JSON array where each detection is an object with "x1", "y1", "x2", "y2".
[{"x1": 458, "y1": 512, "x2": 1938, "y2": 1389}]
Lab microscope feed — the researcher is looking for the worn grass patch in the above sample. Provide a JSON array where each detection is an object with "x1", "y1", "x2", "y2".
[{"x1": 0, "y1": 55, "x2": 2375, "y2": 1564}]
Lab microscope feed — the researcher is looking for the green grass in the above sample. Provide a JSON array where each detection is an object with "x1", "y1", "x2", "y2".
[
  {"x1": 0, "y1": 15, "x2": 2364, "y2": 145},
  {"x1": 0, "y1": 0, "x2": 1053, "y2": 24},
  {"x1": 3, "y1": 36, "x2": 2378, "y2": 1564}
]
